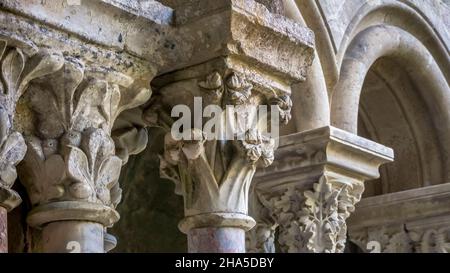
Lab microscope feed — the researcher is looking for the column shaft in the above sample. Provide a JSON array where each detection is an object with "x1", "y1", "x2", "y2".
[
  {"x1": 188, "y1": 227, "x2": 245, "y2": 253},
  {"x1": 42, "y1": 221, "x2": 104, "y2": 253}
]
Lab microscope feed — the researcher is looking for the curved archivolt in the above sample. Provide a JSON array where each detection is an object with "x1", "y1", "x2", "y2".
[{"x1": 290, "y1": 0, "x2": 450, "y2": 192}]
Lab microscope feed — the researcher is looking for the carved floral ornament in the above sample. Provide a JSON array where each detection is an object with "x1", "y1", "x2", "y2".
[
  {"x1": 147, "y1": 70, "x2": 288, "y2": 218},
  {"x1": 160, "y1": 127, "x2": 275, "y2": 216},
  {"x1": 0, "y1": 34, "x2": 64, "y2": 210},
  {"x1": 256, "y1": 175, "x2": 364, "y2": 253},
  {"x1": 351, "y1": 226, "x2": 450, "y2": 253},
  {"x1": 350, "y1": 226, "x2": 414, "y2": 253},
  {"x1": 246, "y1": 186, "x2": 277, "y2": 253},
  {"x1": 0, "y1": 31, "x2": 152, "y2": 213},
  {"x1": 151, "y1": 70, "x2": 289, "y2": 173},
  {"x1": 15, "y1": 52, "x2": 151, "y2": 210},
  {"x1": 198, "y1": 71, "x2": 292, "y2": 125}
]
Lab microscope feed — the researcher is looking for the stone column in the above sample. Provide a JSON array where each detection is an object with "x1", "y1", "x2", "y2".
[
  {"x1": 152, "y1": 68, "x2": 284, "y2": 253},
  {"x1": 248, "y1": 126, "x2": 394, "y2": 252},
  {"x1": 147, "y1": 0, "x2": 315, "y2": 253},
  {"x1": 17, "y1": 54, "x2": 151, "y2": 253}
]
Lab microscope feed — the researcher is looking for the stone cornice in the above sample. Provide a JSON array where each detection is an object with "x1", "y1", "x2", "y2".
[
  {"x1": 0, "y1": 11, "x2": 156, "y2": 81},
  {"x1": 254, "y1": 126, "x2": 394, "y2": 185},
  {"x1": 169, "y1": 0, "x2": 315, "y2": 83},
  {"x1": 348, "y1": 183, "x2": 450, "y2": 231},
  {"x1": 0, "y1": 0, "x2": 314, "y2": 82},
  {"x1": 100, "y1": 0, "x2": 173, "y2": 24},
  {"x1": 0, "y1": 0, "x2": 173, "y2": 69}
]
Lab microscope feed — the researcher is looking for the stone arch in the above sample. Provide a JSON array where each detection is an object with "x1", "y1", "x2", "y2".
[
  {"x1": 359, "y1": 58, "x2": 446, "y2": 195},
  {"x1": 290, "y1": 0, "x2": 339, "y2": 91},
  {"x1": 331, "y1": 24, "x2": 450, "y2": 191},
  {"x1": 331, "y1": 25, "x2": 449, "y2": 135},
  {"x1": 336, "y1": 0, "x2": 449, "y2": 75}
]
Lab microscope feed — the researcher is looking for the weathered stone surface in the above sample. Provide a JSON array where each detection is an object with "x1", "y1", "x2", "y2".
[
  {"x1": 145, "y1": 0, "x2": 315, "y2": 253},
  {"x1": 0, "y1": 0, "x2": 448, "y2": 254},
  {"x1": 170, "y1": 0, "x2": 314, "y2": 82},
  {"x1": 248, "y1": 126, "x2": 393, "y2": 253},
  {"x1": 161, "y1": 0, "x2": 285, "y2": 14},
  {"x1": 18, "y1": 55, "x2": 151, "y2": 216},
  {"x1": 255, "y1": 0, "x2": 285, "y2": 14},
  {"x1": 0, "y1": 33, "x2": 44, "y2": 212}
]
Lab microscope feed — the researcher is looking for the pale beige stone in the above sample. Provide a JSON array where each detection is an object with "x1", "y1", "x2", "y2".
[{"x1": 0, "y1": 0, "x2": 447, "y2": 253}]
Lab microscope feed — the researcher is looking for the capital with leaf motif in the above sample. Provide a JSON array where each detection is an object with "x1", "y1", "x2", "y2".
[
  {"x1": 250, "y1": 126, "x2": 394, "y2": 253},
  {"x1": 150, "y1": 64, "x2": 282, "y2": 253},
  {"x1": 17, "y1": 55, "x2": 151, "y2": 229},
  {"x1": 0, "y1": 32, "x2": 64, "y2": 211}
]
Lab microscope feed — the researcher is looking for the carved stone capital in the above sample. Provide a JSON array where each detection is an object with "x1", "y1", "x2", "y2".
[
  {"x1": 142, "y1": 0, "x2": 314, "y2": 253},
  {"x1": 256, "y1": 173, "x2": 365, "y2": 253},
  {"x1": 0, "y1": 31, "x2": 64, "y2": 211},
  {"x1": 148, "y1": 4, "x2": 314, "y2": 229},
  {"x1": 17, "y1": 54, "x2": 151, "y2": 227},
  {"x1": 349, "y1": 222, "x2": 450, "y2": 253},
  {"x1": 149, "y1": 60, "x2": 302, "y2": 230},
  {"x1": 151, "y1": 64, "x2": 289, "y2": 253},
  {"x1": 251, "y1": 126, "x2": 394, "y2": 252}
]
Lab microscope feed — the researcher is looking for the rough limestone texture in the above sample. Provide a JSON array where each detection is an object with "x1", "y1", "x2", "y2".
[
  {"x1": 1, "y1": 0, "x2": 449, "y2": 253},
  {"x1": 160, "y1": 0, "x2": 285, "y2": 14}
]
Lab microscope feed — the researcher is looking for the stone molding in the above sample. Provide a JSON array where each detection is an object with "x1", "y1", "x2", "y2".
[{"x1": 348, "y1": 183, "x2": 450, "y2": 253}]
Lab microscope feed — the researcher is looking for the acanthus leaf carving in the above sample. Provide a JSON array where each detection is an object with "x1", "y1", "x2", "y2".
[
  {"x1": 0, "y1": 36, "x2": 63, "y2": 209},
  {"x1": 298, "y1": 176, "x2": 349, "y2": 253},
  {"x1": 20, "y1": 135, "x2": 65, "y2": 205},
  {"x1": 0, "y1": 131, "x2": 26, "y2": 188},
  {"x1": 112, "y1": 81, "x2": 152, "y2": 164},
  {"x1": 19, "y1": 55, "x2": 151, "y2": 210},
  {"x1": 261, "y1": 175, "x2": 364, "y2": 253},
  {"x1": 246, "y1": 187, "x2": 277, "y2": 253},
  {"x1": 410, "y1": 227, "x2": 450, "y2": 253},
  {"x1": 66, "y1": 128, "x2": 123, "y2": 208}
]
